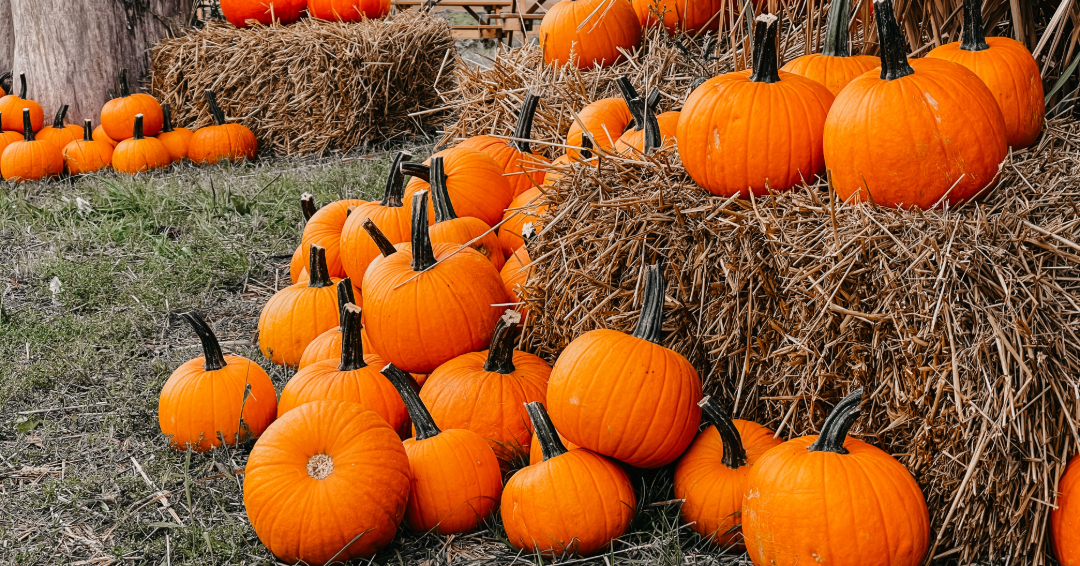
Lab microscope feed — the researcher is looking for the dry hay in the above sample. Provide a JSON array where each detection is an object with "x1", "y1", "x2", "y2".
[{"x1": 150, "y1": 12, "x2": 456, "y2": 156}]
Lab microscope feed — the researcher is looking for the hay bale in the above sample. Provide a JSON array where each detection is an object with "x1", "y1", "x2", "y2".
[{"x1": 150, "y1": 12, "x2": 456, "y2": 156}]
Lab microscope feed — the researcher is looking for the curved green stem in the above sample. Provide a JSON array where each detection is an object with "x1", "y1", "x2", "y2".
[
  {"x1": 337, "y1": 303, "x2": 367, "y2": 371},
  {"x1": 526, "y1": 402, "x2": 568, "y2": 461},
  {"x1": 409, "y1": 191, "x2": 438, "y2": 272},
  {"x1": 307, "y1": 244, "x2": 334, "y2": 288},
  {"x1": 183, "y1": 311, "x2": 228, "y2": 371},
  {"x1": 822, "y1": 0, "x2": 853, "y2": 57},
  {"x1": 807, "y1": 388, "x2": 864, "y2": 454},
  {"x1": 400, "y1": 161, "x2": 430, "y2": 183},
  {"x1": 630, "y1": 263, "x2": 665, "y2": 344},
  {"x1": 483, "y1": 311, "x2": 521, "y2": 374},
  {"x1": 749, "y1": 14, "x2": 781, "y2": 84},
  {"x1": 960, "y1": 0, "x2": 989, "y2": 51},
  {"x1": 698, "y1": 396, "x2": 746, "y2": 469},
  {"x1": 874, "y1": 0, "x2": 915, "y2": 80},
  {"x1": 510, "y1": 92, "x2": 541, "y2": 154},
  {"x1": 362, "y1": 218, "x2": 398, "y2": 257},
  {"x1": 428, "y1": 157, "x2": 457, "y2": 223},
  {"x1": 382, "y1": 363, "x2": 439, "y2": 440},
  {"x1": 379, "y1": 151, "x2": 412, "y2": 207}
]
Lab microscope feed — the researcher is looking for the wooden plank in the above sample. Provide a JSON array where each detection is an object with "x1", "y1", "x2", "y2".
[{"x1": 487, "y1": 12, "x2": 545, "y2": 19}]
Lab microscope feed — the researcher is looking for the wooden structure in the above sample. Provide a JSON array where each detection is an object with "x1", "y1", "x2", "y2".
[{"x1": 391, "y1": 0, "x2": 547, "y2": 43}]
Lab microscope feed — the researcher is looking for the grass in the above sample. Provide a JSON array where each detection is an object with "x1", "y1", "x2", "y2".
[{"x1": 0, "y1": 147, "x2": 737, "y2": 565}]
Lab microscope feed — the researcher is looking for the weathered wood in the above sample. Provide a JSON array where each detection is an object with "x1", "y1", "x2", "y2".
[
  {"x1": 9, "y1": 0, "x2": 187, "y2": 123},
  {"x1": 0, "y1": 0, "x2": 13, "y2": 77}
]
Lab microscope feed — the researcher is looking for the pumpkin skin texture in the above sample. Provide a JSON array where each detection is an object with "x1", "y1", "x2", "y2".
[
  {"x1": 539, "y1": 0, "x2": 642, "y2": 70},
  {"x1": 673, "y1": 397, "x2": 781, "y2": 551},
  {"x1": 779, "y1": 0, "x2": 878, "y2": 97},
  {"x1": 1, "y1": 109, "x2": 63, "y2": 182},
  {"x1": 93, "y1": 125, "x2": 118, "y2": 148},
  {"x1": 189, "y1": 90, "x2": 258, "y2": 165},
  {"x1": 925, "y1": 0, "x2": 1044, "y2": 149},
  {"x1": 221, "y1": 0, "x2": 307, "y2": 27},
  {"x1": 302, "y1": 198, "x2": 364, "y2": 280},
  {"x1": 566, "y1": 97, "x2": 634, "y2": 159},
  {"x1": 1052, "y1": 456, "x2": 1080, "y2": 565},
  {"x1": 243, "y1": 400, "x2": 410, "y2": 564},
  {"x1": 824, "y1": 0, "x2": 1007, "y2": 209},
  {"x1": 258, "y1": 245, "x2": 341, "y2": 367},
  {"x1": 457, "y1": 93, "x2": 548, "y2": 197},
  {"x1": 501, "y1": 246, "x2": 532, "y2": 306},
  {"x1": 420, "y1": 311, "x2": 550, "y2": 465},
  {"x1": 383, "y1": 364, "x2": 503, "y2": 534},
  {"x1": 426, "y1": 157, "x2": 506, "y2": 271},
  {"x1": 363, "y1": 191, "x2": 509, "y2": 374},
  {"x1": 308, "y1": 0, "x2": 390, "y2": 21},
  {"x1": 403, "y1": 147, "x2": 514, "y2": 228},
  {"x1": 113, "y1": 114, "x2": 172, "y2": 175},
  {"x1": 502, "y1": 402, "x2": 636, "y2": 556},
  {"x1": 631, "y1": 0, "x2": 722, "y2": 34},
  {"x1": 742, "y1": 388, "x2": 930, "y2": 566},
  {"x1": 158, "y1": 312, "x2": 278, "y2": 453},
  {"x1": 615, "y1": 110, "x2": 679, "y2": 154},
  {"x1": 0, "y1": 127, "x2": 21, "y2": 156},
  {"x1": 101, "y1": 69, "x2": 163, "y2": 141},
  {"x1": 289, "y1": 244, "x2": 306, "y2": 284},
  {"x1": 677, "y1": 15, "x2": 835, "y2": 198},
  {"x1": 547, "y1": 263, "x2": 702, "y2": 468},
  {"x1": 498, "y1": 187, "x2": 547, "y2": 254},
  {"x1": 36, "y1": 105, "x2": 83, "y2": 151},
  {"x1": 63, "y1": 119, "x2": 113, "y2": 175},
  {"x1": 157, "y1": 103, "x2": 193, "y2": 162},
  {"x1": 0, "y1": 74, "x2": 44, "y2": 133}
]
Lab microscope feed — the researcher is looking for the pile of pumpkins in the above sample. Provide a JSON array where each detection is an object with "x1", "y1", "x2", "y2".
[
  {"x1": 0, "y1": 69, "x2": 257, "y2": 183},
  {"x1": 218, "y1": 0, "x2": 390, "y2": 29},
  {"x1": 545, "y1": 0, "x2": 1045, "y2": 210}
]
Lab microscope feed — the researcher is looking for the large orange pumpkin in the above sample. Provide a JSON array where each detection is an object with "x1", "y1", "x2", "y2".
[
  {"x1": 457, "y1": 92, "x2": 549, "y2": 198},
  {"x1": 426, "y1": 157, "x2": 506, "y2": 270},
  {"x1": 188, "y1": 90, "x2": 258, "y2": 165},
  {"x1": 566, "y1": 96, "x2": 634, "y2": 158},
  {"x1": 742, "y1": 388, "x2": 930, "y2": 566},
  {"x1": 0, "y1": 74, "x2": 44, "y2": 133},
  {"x1": 677, "y1": 14, "x2": 835, "y2": 198},
  {"x1": 925, "y1": 0, "x2": 1044, "y2": 149},
  {"x1": 363, "y1": 191, "x2": 508, "y2": 374},
  {"x1": 1, "y1": 109, "x2": 63, "y2": 182},
  {"x1": 780, "y1": 0, "x2": 879, "y2": 96},
  {"x1": 502, "y1": 402, "x2": 636, "y2": 556},
  {"x1": 302, "y1": 198, "x2": 364, "y2": 280},
  {"x1": 158, "y1": 312, "x2": 278, "y2": 452},
  {"x1": 243, "y1": 400, "x2": 410, "y2": 564},
  {"x1": 382, "y1": 363, "x2": 502, "y2": 534},
  {"x1": 308, "y1": 0, "x2": 389, "y2": 21},
  {"x1": 498, "y1": 187, "x2": 547, "y2": 254},
  {"x1": 63, "y1": 119, "x2": 114, "y2": 175},
  {"x1": 112, "y1": 114, "x2": 172, "y2": 175},
  {"x1": 539, "y1": 0, "x2": 642, "y2": 69},
  {"x1": 221, "y1": 0, "x2": 307, "y2": 26},
  {"x1": 1053, "y1": 456, "x2": 1080, "y2": 565},
  {"x1": 631, "y1": 0, "x2": 723, "y2": 34},
  {"x1": 674, "y1": 396, "x2": 781, "y2": 550},
  {"x1": 157, "y1": 103, "x2": 193, "y2": 162},
  {"x1": 101, "y1": 69, "x2": 163, "y2": 142},
  {"x1": 36, "y1": 105, "x2": 83, "y2": 151},
  {"x1": 402, "y1": 147, "x2": 514, "y2": 228},
  {"x1": 546, "y1": 263, "x2": 702, "y2": 468},
  {"x1": 420, "y1": 310, "x2": 550, "y2": 465},
  {"x1": 824, "y1": 0, "x2": 1008, "y2": 209},
  {"x1": 258, "y1": 244, "x2": 341, "y2": 366}
]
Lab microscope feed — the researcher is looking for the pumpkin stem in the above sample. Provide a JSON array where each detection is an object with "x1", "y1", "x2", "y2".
[
  {"x1": 510, "y1": 92, "x2": 541, "y2": 154},
  {"x1": 379, "y1": 151, "x2": 413, "y2": 207},
  {"x1": 362, "y1": 218, "x2": 398, "y2": 257},
  {"x1": 807, "y1": 388, "x2": 864, "y2": 454},
  {"x1": 616, "y1": 76, "x2": 644, "y2": 131},
  {"x1": 82, "y1": 119, "x2": 93, "y2": 142},
  {"x1": 874, "y1": 0, "x2": 915, "y2": 80},
  {"x1": 642, "y1": 88, "x2": 662, "y2": 155},
  {"x1": 336, "y1": 303, "x2": 367, "y2": 371},
  {"x1": 21, "y1": 108, "x2": 33, "y2": 142},
  {"x1": 300, "y1": 193, "x2": 317, "y2": 222},
  {"x1": 205, "y1": 90, "x2": 226, "y2": 126},
  {"x1": 822, "y1": 0, "x2": 853, "y2": 57},
  {"x1": 52, "y1": 104, "x2": 68, "y2": 128},
  {"x1": 307, "y1": 244, "x2": 334, "y2": 288},
  {"x1": 336, "y1": 278, "x2": 355, "y2": 328},
  {"x1": 162, "y1": 103, "x2": 175, "y2": 133},
  {"x1": 382, "y1": 363, "x2": 439, "y2": 440},
  {"x1": 428, "y1": 157, "x2": 458, "y2": 223},
  {"x1": 580, "y1": 134, "x2": 593, "y2": 160},
  {"x1": 132, "y1": 114, "x2": 145, "y2": 140},
  {"x1": 400, "y1": 161, "x2": 430, "y2": 183},
  {"x1": 525, "y1": 402, "x2": 568, "y2": 461},
  {"x1": 410, "y1": 191, "x2": 438, "y2": 272},
  {"x1": 631, "y1": 263, "x2": 666, "y2": 344},
  {"x1": 117, "y1": 68, "x2": 129, "y2": 98},
  {"x1": 960, "y1": 0, "x2": 989, "y2": 51},
  {"x1": 182, "y1": 311, "x2": 227, "y2": 371},
  {"x1": 749, "y1": 14, "x2": 781, "y2": 84},
  {"x1": 483, "y1": 310, "x2": 521, "y2": 374},
  {"x1": 15, "y1": 73, "x2": 25, "y2": 99},
  {"x1": 698, "y1": 396, "x2": 747, "y2": 469}
]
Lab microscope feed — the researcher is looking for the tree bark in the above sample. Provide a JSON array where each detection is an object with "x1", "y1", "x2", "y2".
[
  {"x1": 10, "y1": 0, "x2": 188, "y2": 124},
  {"x1": 0, "y1": 0, "x2": 13, "y2": 78}
]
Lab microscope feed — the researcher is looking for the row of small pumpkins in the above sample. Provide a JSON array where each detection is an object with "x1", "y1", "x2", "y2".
[
  {"x1": 0, "y1": 71, "x2": 257, "y2": 182},
  {"x1": 219, "y1": 0, "x2": 390, "y2": 28}
]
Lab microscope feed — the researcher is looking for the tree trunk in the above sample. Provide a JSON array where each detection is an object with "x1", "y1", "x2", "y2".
[
  {"x1": 10, "y1": 0, "x2": 188, "y2": 124},
  {"x1": 0, "y1": 0, "x2": 13, "y2": 79}
]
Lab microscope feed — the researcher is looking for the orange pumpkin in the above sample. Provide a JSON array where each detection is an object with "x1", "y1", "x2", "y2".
[
  {"x1": 101, "y1": 68, "x2": 163, "y2": 141},
  {"x1": 402, "y1": 147, "x2": 514, "y2": 228},
  {"x1": 501, "y1": 245, "x2": 532, "y2": 308},
  {"x1": 301, "y1": 198, "x2": 364, "y2": 280},
  {"x1": 308, "y1": 0, "x2": 389, "y2": 21},
  {"x1": 36, "y1": 105, "x2": 83, "y2": 151},
  {"x1": 426, "y1": 157, "x2": 506, "y2": 270},
  {"x1": 780, "y1": 0, "x2": 879, "y2": 96},
  {"x1": 0, "y1": 74, "x2": 44, "y2": 133},
  {"x1": 631, "y1": 0, "x2": 723, "y2": 34},
  {"x1": 547, "y1": 263, "x2": 702, "y2": 468},
  {"x1": 189, "y1": 90, "x2": 258, "y2": 165},
  {"x1": 613, "y1": 86, "x2": 679, "y2": 154},
  {"x1": 1052, "y1": 456, "x2": 1080, "y2": 565},
  {"x1": 157, "y1": 103, "x2": 193, "y2": 162},
  {"x1": 298, "y1": 278, "x2": 371, "y2": 369},
  {"x1": 498, "y1": 187, "x2": 547, "y2": 254},
  {"x1": 93, "y1": 125, "x2": 118, "y2": 148},
  {"x1": 112, "y1": 114, "x2": 172, "y2": 175},
  {"x1": 258, "y1": 244, "x2": 341, "y2": 367},
  {"x1": 221, "y1": 0, "x2": 307, "y2": 27},
  {"x1": 0, "y1": 113, "x2": 24, "y2": 156},
  {"x1": 540, "y1": 0, "x2": 642, "y2": 69},
  {"x1": 457, "y1": 92, "x2": 549, "y2": 198},
  {"x1": 243, "y1": 400, "x2": 410, "y2": 564},
  {"x1": 925, "y1": 0, "x2": 1044, "y2": 149},
  {"x1": 674, "y1": 396, "x2": 781, "y2": 550},
  {"x1": 677, "y1": 15, "x2": 835, "y2": 198},
  {"x1": 363, "y1": 191, "x2": 509, "y2": 374},
  {"x1": 420, "y1": 310, "x2": 550, "y2": 465},
  {"x1": 63, "y1": 119, "x2": 113, "y2": 175},
  {"x1": 1, "y1": 109, "x2": 63, "y2": 182},
  {"x1": 566, "y1": 96, "x2": 633, "y2": 158},
  {"x1": 383, "y1": 363, "x2": 502, "y2": 534},
  {"x1": 158, "y1": 312, "x2": 278, "y2": 452},
  {"x1": 742, "y1": 388, "x2": 930, "y2": 566},
  {"x1": 823, "y1": 0, "x2": 1008, "y2": 208},
  {"x1": 502, "y1": 402, "x2": 636, "y2": 556}
]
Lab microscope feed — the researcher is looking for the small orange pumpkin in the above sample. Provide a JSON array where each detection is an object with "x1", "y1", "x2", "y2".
[
  {"x1": 36, "y1": 105, "x2": 83, "y2": 150},
  {"x1": 63, "y1": 119, "x2": 113, "y2": 175},
  {"x1": 308, "y1": 0, "x2": 389, "y2": 21},
  {"x1": 1, "y1": 108, "x2": 63, "y2": 182},
  {"x1": 566, "y1": 96, "x2": 633, "y2": 159},
  {"x1": 221, "y1": 0, "x2": 307, "y2": 27},
  {"x1": 0, "y1": 74, "x2": 44, "y2": 133},
  {"x1": 426, "y1": 157, "x2": 506, "y2": 270},
  {"x1": 112, "y1": 114, "x2": 172, "y2": 175},
  {"x1": 101, "y1": 68, "x2": 163, "y2": 141},
  {"x1": 157, "y1": 103, "x2": 194, "y2": 162},
  {"x1": 0, "y1": 112, "x2": 24, "y2": 156},
  {"x1": 158, "y1": 312, "x2": 278, "y2": 452},
  {"x1": 632, "y1": 0, "x2": 723, "y2": 34},
  {"x1": 189, "y1": 90, "x2": 258, "y2": 165},
  {"x1": 402, "y1": 147, "x2": 514, "y2": 228},
  {"x1": 498, "y1": 187, "x2": 547, "y2": 254},
  {"x1": 93, "y1": 125, "x2": 118, "y2": 148},
  {"x1": 258, "y1": 244, "x2": 341, "y2": 367},
  {"x1": 540, "y1": 0, "x2": 642, "y2": 69},
  {"x1": 1052, "y1": 456, "x2": 1080, "y2": 565},
  {"x1": 457, "y1": 92, "x2": 549, "y2": 198},
  {"x1": 780, "y1": 0, "x2": 879, "y2": 96},
  {"x1": 383, "y1": 363, "x2": 503, "y2": 534}
]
